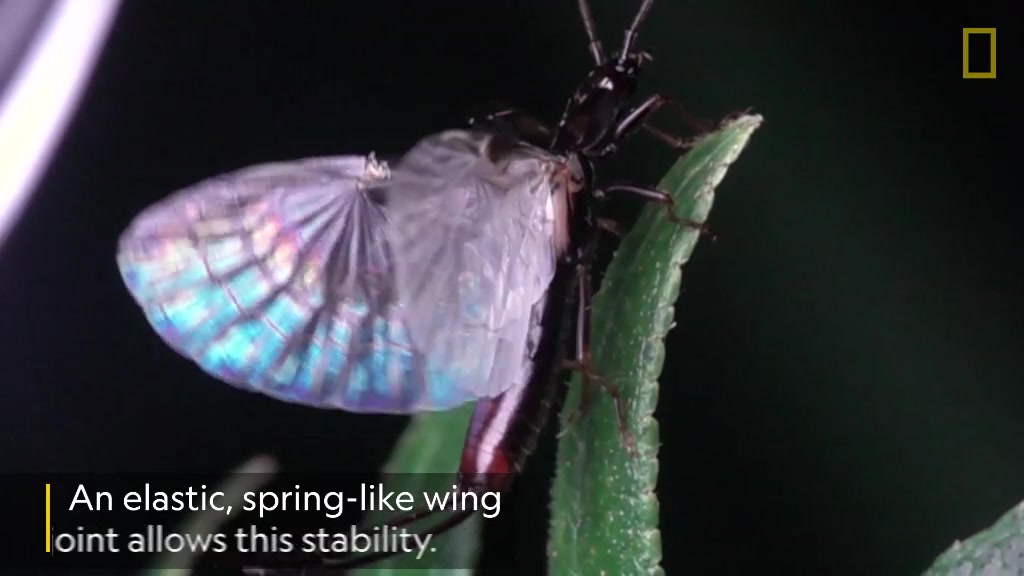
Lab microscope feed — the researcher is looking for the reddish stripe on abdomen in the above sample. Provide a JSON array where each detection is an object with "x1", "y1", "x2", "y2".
[{"x1": 457, "y1": 390, "x2": 525, "y2": 493}]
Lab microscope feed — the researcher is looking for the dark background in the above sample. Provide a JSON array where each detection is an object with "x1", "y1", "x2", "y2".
[{"x1": 0, "y1": 0, "x2": 1017, "y2": 574}]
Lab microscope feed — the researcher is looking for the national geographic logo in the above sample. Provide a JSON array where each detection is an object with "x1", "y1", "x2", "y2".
[{"x1": 962, "y1": 28, "x2": 996, "y2": 79}]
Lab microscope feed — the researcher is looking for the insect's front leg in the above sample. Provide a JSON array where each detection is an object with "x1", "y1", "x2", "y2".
[{"x1": 609, "y1": 93, "x2": 714, "y2": 153}]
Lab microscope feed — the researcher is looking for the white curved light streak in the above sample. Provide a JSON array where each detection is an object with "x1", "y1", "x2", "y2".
[{"x1": 0, "y1": 0, "x2": 121, "y2": 247}]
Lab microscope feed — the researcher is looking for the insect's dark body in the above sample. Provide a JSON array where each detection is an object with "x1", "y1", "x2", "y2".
[
  {"x1": 456, "y1": 0, "x2": 683, "y2": 497},
  {"x1": 452, "y1": 72, "x2": 623, "y2": 495}
]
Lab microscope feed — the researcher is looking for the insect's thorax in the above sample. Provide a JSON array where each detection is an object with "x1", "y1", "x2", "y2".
[{"x1": 552, "y1": 63, "x2": 640, "y2": 155}]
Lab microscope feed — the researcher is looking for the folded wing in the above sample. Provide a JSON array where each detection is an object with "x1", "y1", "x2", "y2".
[{"x1": 384, "y1": 130, "x2": 561, "y2": 395}]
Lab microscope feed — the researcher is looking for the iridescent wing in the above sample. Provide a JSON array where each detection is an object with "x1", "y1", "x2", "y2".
[
  {"x1": 117, "y1": 154, "x2": 468, "y2": 413},
  {"x1": 118, "y1": 132, "x2": 570, "y2": 413},
  {"x1": 384, "y1": 130, "x2": 568, "y2": 391}
]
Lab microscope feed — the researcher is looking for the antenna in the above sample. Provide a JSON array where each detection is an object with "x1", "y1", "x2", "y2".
[
  {"x1": 577, "y1": 0, "x2": 605, "y2": 64},
  {"x1": 619, "y1": 0, "x2": 655, "y2": 64}
]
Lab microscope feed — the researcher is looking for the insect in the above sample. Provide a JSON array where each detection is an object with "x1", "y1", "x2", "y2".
[{"x1": 116, "y1": 0, "x2": 713, "y2": 571}]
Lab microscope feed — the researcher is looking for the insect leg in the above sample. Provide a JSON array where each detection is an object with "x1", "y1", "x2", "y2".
[
  {"x1": 557, "y1": 264, "x2": 638, "y2": 455},
  {"x1": 611, "y1": 93, "x2": 714, "y2": 152},
  {"x1": 594, "y1": 183, "x2": 716, "y2": 239},
  {"x1": 559, "y1": 264, "x2": 596, "y2": 434}
]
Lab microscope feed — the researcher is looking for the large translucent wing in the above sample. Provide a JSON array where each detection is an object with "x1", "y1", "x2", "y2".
[
  {"x1": 383, "y1": 130, "x2": 564, "y2": 391},
  {"x1": 117, "y1": 155, "x2": 482, "y2": 413}
]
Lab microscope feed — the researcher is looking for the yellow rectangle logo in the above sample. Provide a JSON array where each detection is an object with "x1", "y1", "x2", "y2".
[{"x1": 963, "y1": 28, "x2": 996, "y2": 78}]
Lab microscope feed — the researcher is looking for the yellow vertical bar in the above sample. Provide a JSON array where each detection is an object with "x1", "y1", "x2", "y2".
[
  {"x1": 45, "y1": 484, "x2": 51, "y2": 552},
  {"x1": 989, "y1": 30, "x2": 997, "y2": 77}
]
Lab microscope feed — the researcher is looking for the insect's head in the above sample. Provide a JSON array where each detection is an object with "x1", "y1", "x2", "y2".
[
  {"x1": 552, "y1": 0, "x2": 656, "y2": 155},
  {"x1": 580, "y1": 46, "x2": 655, "y2": 105}
]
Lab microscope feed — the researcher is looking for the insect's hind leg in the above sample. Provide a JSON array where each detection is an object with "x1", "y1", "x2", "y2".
[{"x1": 557, "y1": 264, "x2": 638, "y2": 456}]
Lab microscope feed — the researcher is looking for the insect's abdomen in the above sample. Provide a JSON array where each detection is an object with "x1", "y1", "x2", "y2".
[{"x1": 456, "y1": 262, "x2": 576, "y2": 494}]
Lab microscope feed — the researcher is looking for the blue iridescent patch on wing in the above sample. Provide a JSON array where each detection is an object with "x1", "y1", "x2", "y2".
[{"x1": 116, "y1": 155, "x2": 490, "y2": 414}]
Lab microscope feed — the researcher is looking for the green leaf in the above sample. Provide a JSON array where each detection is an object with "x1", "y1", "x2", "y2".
[
  {"x1": 354, "y1": 403, "x2": 481, "y2": 575},
  {"x1": 922, "y1": 500, "x2": 1024, "y2": 575},
  {"x1": 548, "y1": 114, "x2": 763, "y2": 576},
  {"x1": 143, "y1": 455, "x2": 278, "y2": 576}
]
